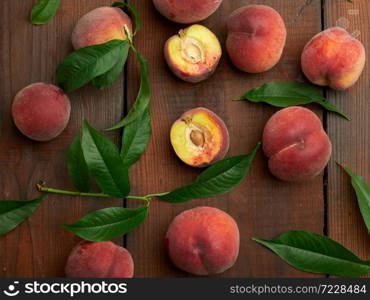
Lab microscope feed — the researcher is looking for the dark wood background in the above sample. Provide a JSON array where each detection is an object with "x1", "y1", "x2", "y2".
[{"x1": 0, "y1": 0, "x2": 369, "y2": 278}]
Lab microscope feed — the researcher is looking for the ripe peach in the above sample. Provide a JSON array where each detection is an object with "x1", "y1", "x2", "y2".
[
  {"x1": 12, "y1": 83, "x2": 71, "y2": 142},
  {"x1": 65, "y1": 241, "x2": 134, "y2": 278},
  {"x1": 71, "y1": 7, "x2": 132, "y2": 50},
  {"x1": 165, "y1": 207, "x2": 240, "y2": 275},
  {"x1": 170, "y1": 107, "x2": 229, "y2": 167},
  {"x1": 301, "y1": 27, "x2": 365, "y2": 90},
  {"x1": 263, "y1": 106, "x2": 332, "y2": 182},
  {"x1": 153, "y1": 0, "x2": 223, "y2": 24},
  {"x1": 164, "y1": 24, "x2": 222, "y2": 83},
  {"x1": 226, "y1": 5, "x2": 287, "y2": 73}
]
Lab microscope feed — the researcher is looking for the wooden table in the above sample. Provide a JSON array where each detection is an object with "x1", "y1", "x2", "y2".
[{"x1": 1, "y1": 0, "x2": 369, "y2": 278}]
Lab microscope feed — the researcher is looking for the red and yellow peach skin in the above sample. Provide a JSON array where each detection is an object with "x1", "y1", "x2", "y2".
[
  {"x1": 226, "y1": 5, "x2": 287, "y2": 73},
  {"x1": 12, "y1": 83, "x2": 71, "y2": 142},
  {"x1": 164, "y1": 24, "x2": 222, "y2": 83},
  {"x1": 153, "y1": 0, "x2": 223, "y2": 24},
  {"x1": 262, "y1": 106, "x2": 332, "y2": 182},
  {"x1": 165, "y1": 207, "x2": 240, "y2": 275},
  {"x1": 301, "y1": 27, "x2": 365, "y2": 90},
  {"x1": 170, "y1": 107, "x2": 229, "y2": 167},
  {"x1": 71, "y1": 7, "x2": 132, "y2": 50},
  {"x1": 65, "y1": 241, "x2": 134, "y2": 278}
]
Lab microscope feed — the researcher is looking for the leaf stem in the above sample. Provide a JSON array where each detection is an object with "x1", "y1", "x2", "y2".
[
  {"x1": 36, "y1": 182, "x2": 164, "y2": 202},
  {"x1": 37, "y1": 183, "x2": 109, "y2": 198},
  {"x1": 144, "y1": 192, "x2": 169, "y2": 198}
]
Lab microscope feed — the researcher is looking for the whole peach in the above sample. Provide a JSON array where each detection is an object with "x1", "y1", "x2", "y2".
[
  {"x1": 153, "y1": 0, "x2": 223, "y2": 24},
  {"x1": 12, "y1": 83, "x2": 71, "y2": 142},
  {"x1": 71, "y1": 7, "x2": 132, "y2": 50},
  {"x1": 301, "y1": 27, "x2": 365, "y2": 90},
  {"x1": 165, "y1": 207, "x2": 240, "y2": 275},
  {"x1": 226, "y1": 5, "x2": 287, "y2": 73},
  {"x1": 65, "y1": 241, "x2": 134, "y2": 278},
  {"x1": 262, "y1": 106, "x2": 332, "y2": 182}
]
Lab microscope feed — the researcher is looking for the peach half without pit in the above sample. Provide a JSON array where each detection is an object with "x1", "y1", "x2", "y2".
[
  {"x1": 301, "y1": 27, "x2": 365, "y2": 90},
  {"x1": 170, "y1": 108, "x2": 229, "y2": 168},
  {"x1": 71, "y1": 6, "x2": 132, "y2": 50},
  {"x1": 262, "y1": 106, "x2": 332, "y2": 182},
  {"x1": 65, "y1": 241, "x2": 134, "y2": 278},
  {"x1": 164, "y1": 24, "x2": 222, "y2": 83},
  {"x1": 165, "y1": 206, "x2": 240, "y2": 276}
]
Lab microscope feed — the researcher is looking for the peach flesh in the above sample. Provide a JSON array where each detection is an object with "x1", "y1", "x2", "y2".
[
  {"x1": 301, "y1": 27, "x2": 365, "y2": 90},
  {"x1": 165, "y1": 207, "x2": 240, "y2": 275},
  {"x1": 65, "y1": 241, "x2": 134, "y2": 278},
  {"x1": 153, "y1": 0, "x2": 223, "y2": 24},
  {"x1": 226, "y1": 5, "x2": 287, "y2": 73},
  {"x1": 12, "y1": 83, "x2": 71, "y2": 142},
  {"x1": 170, "y1": 107, "x2": 229, "y2": 167},
  {"x1": 71, "y1": 6, "x2": 132, "y2": 50},
  {"x1": 262, "y1": 106, "x2": 332, "y2": 182},
  {"x1": 164, "y1": 24, "x2": 222, "y2": 83}
]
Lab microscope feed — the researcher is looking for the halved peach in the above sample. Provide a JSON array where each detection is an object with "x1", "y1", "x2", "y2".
[
  {"x1": 170, "y1": 107, "x2": 229, "y2": 167},
  {"x1": 164, "y1": 24, "x2": 222, "y2": 83}
]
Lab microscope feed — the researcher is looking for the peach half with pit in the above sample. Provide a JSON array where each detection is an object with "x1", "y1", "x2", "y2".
[
  {"x1": 170, "y1": 107, "x2": 229, "y2": 168},
  {"x1": 164, "y1": 24, "x2": 222, "y2": 83}
]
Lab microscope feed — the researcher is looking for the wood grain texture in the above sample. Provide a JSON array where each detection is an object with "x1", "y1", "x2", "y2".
[
  {"x1": 0, "y1": 0, "x2": 124, "y2": 277},
  {"x1": 126, "y1": 0, "x2": 325, "y2": 277},
  {"x1": 324, "y1": 0, "x2": 370, "y2": 277}
]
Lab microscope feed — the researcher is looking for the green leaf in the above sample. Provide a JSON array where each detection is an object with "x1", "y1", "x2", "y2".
[
  {"x1": 62, "y1": 205, "x2": 148, "y2": 241},
  {"x1": 67, "y1": 135, "x2": 91, "y2": 193},
  {"x1": 92, "y1": 42, "x2": 130, "y2": 89},
  {"x1": 30, "y1": 0, "x2": 61, "y2": 25},
  {"x1": 57, "y1": 40, "x2": 126, "y2": 92},
  {"x1": 236, "y1": 82, "x2": 350, "y2": 120},
  {"x1": 107, "y1": 51, "x2": 150, "y2": 130},
  {"x1": 121, "y1": 107, "x2": 151, "y2": 168},
  {"x1": 81, "y1": 121, "x2": 130, "y2": 198},
  {"x1": 158, "y1": 143, "x2": 260, "y2": 203},
  {"x1": 253, "y1": 231, "x2": 370, "y2": 277},
  {"x1": 339, "y1": 164, "x2": 370, "y2": 234},
  {"x1": 0, "y1": 195, "x2": 46, "y2": 235},
  {"x1": 112, "y1": 2, "x2": 141, "y2": 35}
]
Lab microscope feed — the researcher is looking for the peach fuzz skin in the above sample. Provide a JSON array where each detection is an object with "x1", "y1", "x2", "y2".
[
  {"x1": 226, "y1": 5, "x2": 287, "y2": 73},
  {"x1": 164, "y1": 24, "x2": 222, "y2": 83},
  {"x1": 12, "y1": 83, "x2": 71, "y2": 142},
  {"x1": 262, "y1": 107, "x2": 332, "y2": 182},
  {"x1": 71, "y1": 7, "x2": 132, "y2": 50},
  {"x1": 165, "y1": 207, "x2": 240, "y2": 275},
  {"x1": 301, "y1": 27, "x2": 365, "y2": 90},
  {"x1": 153, "y1": 0, "x2": 223, "y2": 24},
  {"x1": 65, "y1": 241, "x2": 134, "y2": 278},
  {"x1": 170, "y1": 107, "x2": 229, "y2": 168}
]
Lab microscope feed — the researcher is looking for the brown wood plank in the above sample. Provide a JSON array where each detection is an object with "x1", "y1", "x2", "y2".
[
  {"x1": 0, "y1": 0, "x2": 124, "y2": 277},
  {"x1": 325, "y1": 0, "x2": 370, "y2": 277},
  {"x1": 126, "y1": 0, "x2": 324, "y2": 277}
]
